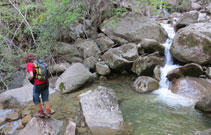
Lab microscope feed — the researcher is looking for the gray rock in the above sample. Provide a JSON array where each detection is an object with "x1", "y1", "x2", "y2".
[
  {"x1": 119, "y1": 43, "x2": 139, "y2": 61},
  {"x1": 167, "y1": 63, "x2": 204, "y2": 81},
  {"x1": 103, "y1": 48, "x2": 132, "y2": 70},
  {"x1": 95, "y1": 36, "x2": 114, "y2": 52},
  {"x1": 64, "y1": 120, "x2": 76, "y2": 135},
  {"x1": 96, "y1": 62, "x2": 111, "y2": 76},
  {"x1": 192, "y1": 2, "x2": 202, "y2": 10},
  {"x1": 18, "y1": 117, "x2": 63, "y2": 135},
  {"x1": 84, "y1": 56, "x2": 97, "y2": 71},
  {"x1": 195, "y1": 129, "x2": 211, "y2": 135},
  {"x1": 79, "y1": 86, "x2": 123, "y2": 135},
  {"x1": 48, "y1": 63, "x2": 71, "y2": 74},
  {"x1": 55, "y1": 63, "x2": 95, "y2": 94},
  {"x1": 133, "y1": 76, "x2": 159, "y2": 93},
  {"x1": 132, "y1": 53, "x2": 164, "y2": 76},
  {"x1": 170, "y1": 77, "x2": 211, "y2": 99},
  {"x1": 141, "y1": 38, "x2": 165, "y2": 55},
  {"x1": 154, "y1": 66, "x2": 161, "y2": 81},
  {"x1": 8, "y1": 71, "x2": 26, "y2": 89},
  {"x1": 205, "y1": 67, "x2": 211, "y2": 79},
  {"x1": 75, "y1": 39, "x2": 101, "y2": 59},
  {"x1": 53, "y1": 42, "x2": 82, "y2": 63},
  {"x1": 101, "y1": 13, "x2": 167, "y2": 44},
  {"x1": 206, "y1": 3, "x2": 211, "y2": 14},
  {"x1": 195, "y1": 96, "x2": 211, "y2": 113},
  {"x1": 198, "y1": 13, "x2": 211, "y2": 23},
  {"x1": 170, "y1": 23, "x2": 211, "y2": 65},
  {"x1": 175, "y1": 10, "x2": 199, "y2": 31}
]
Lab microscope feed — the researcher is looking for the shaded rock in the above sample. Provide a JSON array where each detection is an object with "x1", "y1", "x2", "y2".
[
  {"x1": 55, "y1": 63, "x2": 95, "y2": 94},
  {"x1": 141, "y1": 38, "x2": 165, "y2": 55},
  {"x1": 79, "y1": 86, "x2": 124, "y2": 135},
  {"x1": 96, "y1": 62, "x2": 111, "y2": 76},
  {"x1": 133, "y1": 76, "x2": 159, "y2": 93},
  {"x1": 103, "y1": 48, "x2": 133, "y2": 70},
  {"x1": 84, "y1": 56, "x2": 97, "y2": 71},
  {"x1": 206, "y1": 3, "x2": 211, "y2": 14},
  {"x1": 95, "y1": 36, "x2": 114, "y2": 52},
  {"x1": 192, "y1": 2, "x2": 202, "y2": 10},
  {"x1": 205, "y1": 67, "x2": 211, "y2": 78},
  {"x1": 101, "y1": 13, "x2": 167, "y2": 44},
  {"x1": 65, "y1": 120, "x2": 76, "y2": 135},
  {"x1": 21, "y1": 114, "x2": 32, "y2": 126},
  {"x1": 170, "y1": 23, "x2": 211, "y2": 65},
  {"x1": 170, "y1": 77, "x2": 211, "y2": 99},
  {"x1": 167, "y1": 63, "x2": 203, "y2": 81},
  {"x1": 132, "y1": 53, "x2": 164, "y2": 76},
  {"x1": 195, "y1": 96, "x2": 211, "y2": 113},
  {"x1": 8, "y1": 71, "x2": 26, "y2": 89},
  {"x1": 119, "y1": 43, "x2": 139, "y2": 61},
  {"x1": 53, "y1": 42, "x2": 82, "y2": 63},
  {"x1": 75, "y1": 39, "x2": 101, "y2": 59},
  {"x1": 175, "y1": 10, "x2": 199, "y2": 31},
  {"x1": 18, "y1": 117, "x2": 63, "y2": 135},
  {"x1": 195, "y1": 129, "x2": 211, "y2": 135},
  {"x1": 49, "y1": 63, "x2": 71, "y2": 75},
  {"x1": 6, "y1": 112, "x2": 20, "y2": 122},
  {"x1": 0, "y1": 119, "x2": 5, "y2": 126}
]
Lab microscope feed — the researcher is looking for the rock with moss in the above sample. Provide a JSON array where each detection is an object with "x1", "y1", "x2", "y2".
[
  {"x1": 170, "y1": 23, "x2": 211, "y2": 65},
  {"x1": 100, "y1": 13, "x2": 167, "y2": 44},
  {"x1": 133, "y1": 76, "x2": 159, "y2": 93},
  {"x1": 55, "y1": 63, "x2": 95, "y2": 94}
]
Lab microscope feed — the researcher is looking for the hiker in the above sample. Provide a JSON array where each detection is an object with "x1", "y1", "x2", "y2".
[{"x1": 23, "y1": 53, "x2": 51, "y2": 118}]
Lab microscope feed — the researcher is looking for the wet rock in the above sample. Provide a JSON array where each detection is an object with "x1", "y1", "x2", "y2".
[
  {"x1": 101, "y1": 13, "x2": 167, "y2": 44},
  {"x1": 96, "y1": 62, "x2": 111, "y2": 76},
  {"x1": 175, "y1": 10, "x2": 199, "y2": 31},
  {"x1": 65, "y1": 120, "x2": 76, "y2": 135},
  {"x1": 195, "y1": 96, "x2": 211, "y2": 113},
  {"x1": 153, "y1": 66, "x2": 161, "y2": 81},
  {"x1": 170, "y1": 77, "x2": 211, "y2": 99},
  {"x1": 21, "y1": 114, "x2": 32, "y2": 126},
  {"x1": 132, "y1": 52, "x2": 164, "y2": 76},
  {"x1": 53, "y1": 42, "x2": 82, "y2": 63},
  {"x1": 141, "y1": 38, "x2": 165, "y2": 55},
  {"x1": 195, "y1": 128, "x2": 211, "y2": 135},
  {"x1": 75, "y1": 39, "x2": 101, "y2": 59},
  {"x1": 96, "y1": 36, "x2": 114, "y2": 52},
  {"x1": 17, "y1": 123, "x2": 25, "y2": 130},
  {"x1": 103, "y1": 48, "x2": 133, "y2": 70},
  {"x1": 170, "y1": 23, "x2": 211, "y2": 65},
  {"x1": 167, "y1": 63, "x2": 203, "y2": 81},
  {"x1": 6, "y1": 112, "x2": 20, "y2": 122},
  {"x1": 18, "y1": 117, "x2": 63, "y2": 135},
  {"x1": 49, "y1": 63, "x2": 71, "y2": 75},
  {"x1": 55, "y1": 63, "x2": 95, "y2": 94},
  {"x1": 79, "y1": 86, "x2": 124, "y2": 135},
  {"x1": 133, "y1": 76, "x2": 159, "y2": 93},
  {"x1": 84, "y1": 56, "x2": 97, "y2": 71}
]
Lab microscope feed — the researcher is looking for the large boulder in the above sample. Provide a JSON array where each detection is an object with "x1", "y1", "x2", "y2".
[
  {"x1": 133, "y1": 76, "x2": 159, "y2": 93},
  {"x1": 170, "y1": 77, "x2": 211, "y2": 99},
  {"x1": 48, "y1": 63, "x2": 71, "y2": 75},
  {"x1": 79, "y1": 86, "x2": 124, "y2": 135},
  {"x1": 141, "y1": 38, "x2": 165, "y2": 55},
  {"x1": 75, "y1": 39, "x2": 101, "y2": 59},
  {"x1": 175, "y1": 10, "x2": 199, "y2": 31},
  {"x1": 18, "y1": 117, "x2": 63, "y2": 135},
  {"x1": 53, "y1": 42, "x2": 82, "y2": 63},
  {"x1": 100, "y1": 13, "x2": 168, "y2": 44},
  {"x1": 195, "y1": 96, "x2": 211, "y2": 113},
  {"x1": 170, "y1": 23, "x2": 211, "y2": 65},
  {"x1": 167, "y1": 63, "x2": 204, "y2": 81},
  {"x1": 102, "y1": 48, "x2": 133, "y2": 70},
  {"x1": 132, "y1": 52, "x2": 164, "y2": 76},
  {"x1": 0, "y1": 84, "x2": 55, "y2": 108},
  {"x1": 55, "y1": 63, "x2": 95, "y2": 94}
]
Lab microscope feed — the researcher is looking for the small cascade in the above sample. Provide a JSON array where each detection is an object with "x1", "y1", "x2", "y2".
[{"x1": 153, "y1": 22, "x2": 195, "y2": 107}]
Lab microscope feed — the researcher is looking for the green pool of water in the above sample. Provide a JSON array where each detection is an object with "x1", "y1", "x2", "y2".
[{"x1": 97, "y1": 76, "x2": 211, "y2": 135}]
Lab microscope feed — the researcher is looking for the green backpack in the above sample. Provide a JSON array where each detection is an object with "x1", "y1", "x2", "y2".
[{"x1": 33, "y1": 59, "x2": 50, "y2": 81}]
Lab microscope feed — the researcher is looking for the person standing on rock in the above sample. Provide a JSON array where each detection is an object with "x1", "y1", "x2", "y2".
[{"x1": 23, "y1": 53, "x2": 51, "y2": 118}]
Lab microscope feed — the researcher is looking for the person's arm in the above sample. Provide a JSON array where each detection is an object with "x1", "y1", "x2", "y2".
[{"x1": 28, "y1": 71, "x2": 34, "y2": 80}]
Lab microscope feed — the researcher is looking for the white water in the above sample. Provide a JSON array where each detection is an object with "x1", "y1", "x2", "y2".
[{"x1": 153, "y1": 23, "x2": 196, "y2": 107}]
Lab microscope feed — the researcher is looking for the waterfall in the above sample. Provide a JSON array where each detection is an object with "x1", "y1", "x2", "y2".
[{"x1": 153, "y1": 22, "x2": 195, "y2": 107}]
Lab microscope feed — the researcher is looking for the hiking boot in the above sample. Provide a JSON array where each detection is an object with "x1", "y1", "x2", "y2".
[
  {"x1": 33, "y1": 110, "x2": 45, "y2": 118},
  {"x1": 45, "y1": 110, "x2": 51, "y2": 118}
]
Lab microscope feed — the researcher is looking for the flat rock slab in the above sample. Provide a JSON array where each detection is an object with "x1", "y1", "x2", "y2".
[
  {"x1": 18, "y1": 117, "x2": 63, "y2": 135},
  {"x1": 79, "y1": 86, "x2": 123, "y2": 135}
]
